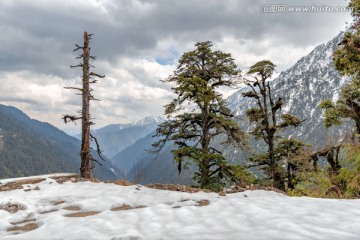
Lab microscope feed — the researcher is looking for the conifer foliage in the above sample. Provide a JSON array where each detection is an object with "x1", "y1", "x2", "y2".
[
  {"x1": 321, "y1": 0, "x2": 360, "y2": 139},
  {"x1": 243, "y1": 60, "x2": 303, "y2": 190},
  {"x1": 153, "y1": 41, "x2": 248, "y2": 190},
  {"x1": 63, "y1": 32, "x2": 105, "y2": 179}
]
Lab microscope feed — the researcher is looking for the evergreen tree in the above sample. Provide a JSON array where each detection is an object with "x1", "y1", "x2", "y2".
[
  {"x1": 153, "y1": 41, "x2": 248, "y2": 190},
  {"x1": 243, "y1": 60, "x2": 303, "y2": 190},
  {"x1": 276, "y1": 139, "x2": 311, "y2": 190},
  {"x1": 321, "y1": 0, "x2": 360, "y2": 140}
]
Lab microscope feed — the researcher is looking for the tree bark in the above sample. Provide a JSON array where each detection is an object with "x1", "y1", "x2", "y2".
[
  {"x1": 80, "y1": 32, "x2": 91, "y2": 179},
  {"x1": 200, "y1": 105, "x2": 210, "y2": 188}
]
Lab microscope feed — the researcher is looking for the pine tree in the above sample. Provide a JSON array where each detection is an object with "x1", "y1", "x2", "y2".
[
  {"x1": 63, "y1": 32, "x2": 105, "y2": 179},
  {"x1": 321, "y1": 0, "x2": 360, "y2": 140},
  {"x1": 243, "y1": 60, "x2": 303, "y2": 190},
  {"x1": 153, "y1": 41, "x2": 248, "y2": 190}
]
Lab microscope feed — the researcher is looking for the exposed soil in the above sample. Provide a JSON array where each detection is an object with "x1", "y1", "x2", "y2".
[
  {"x1": 0, "y1": 203, "x2": 27, "y2": 213},
  {"x1": 1, "y1": 174, "x2": 287, "y2": 197},
  {"x1": 7, "y1": 223, "x2": 39, "y2": 232},
  {"x1": 13, "y1": 178, "x2": 46, "y2": 185},
  {"x1": 64, "y1": 211, "x2": 100, "y2": 217},
  {"x1": 111, "y1": 205, "x2": 146, "y2": 211},
  {"x1": 0, "y1": 174, "x2": 79, "y2": 192},
  {"x1": 145, "y1": 183, "x2": 211, "y2": 193},
  {"x1": 39, "y1": 209, "x2": 58, "y2": 214},
  {"x1": 112, "y1": 180, "x2": 133, "y2": 186},
  {"x1": 225, "y1": 185, "x2": 288, "y2": 195},
  {"x1": 63, "y1": 206, "x2": 81, "y2": 211},
  {"x1": 111, "y1": 204, "x2": 132, "y2": 211},
  {"x1": 11, "y1": 218, "x2": 36, "y2": 225},
  {"x1": 0, "y1": 182, "x2": 24, "y2": 192},
  {"x1": 196, "y1": 200, "x2": 210, "y2": 207},
  {"x1": 52, "y1": 200, "x2": 65, "y2": 206}
]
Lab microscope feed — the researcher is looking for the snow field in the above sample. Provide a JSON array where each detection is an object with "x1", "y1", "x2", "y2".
[{"x1": 0, "y1": 176, "x2": 359, "y2": 240}]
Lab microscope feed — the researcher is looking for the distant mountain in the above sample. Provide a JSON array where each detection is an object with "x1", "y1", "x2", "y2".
[
  {"x1": 0, "y1": 104, "x2": 123, "y2": 180},
  {"x1": 88, "y1": 116, "x2": 165, "y2": 158},
  {"x1": 227, "y1": 32, "x2": 350, "y2": 149},
  {"x1": 122, "y1": 32, "x2": 353, "y2": 184},
  {"x1": 111, "y1": 130, "x2": 195, "y2": 185}
]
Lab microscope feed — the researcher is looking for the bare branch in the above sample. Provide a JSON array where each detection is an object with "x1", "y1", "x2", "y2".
[
  {"x1": 73, "y1": 44, "x2": 83, "y2": 52},
  {"x1": 71, "y1": 64, "x2": 83, "y2": 68},
  {"x1": 64, "y1": 87, "x2": 83, "y2": 91},
  {"x1": 90, "y1": 133, "x2": 105, "y2": 162},
  {"x1": 90, "y1": 72, "x2": 105, "y2": 78},
  {"x1": 62, "y1": 115, "x2": 82, "y2": 124},
  {"x1": 90, "y1": 96, "x2": 101, "y2": 101}
]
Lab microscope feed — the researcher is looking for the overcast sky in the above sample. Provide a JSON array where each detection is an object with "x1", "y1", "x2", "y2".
[{"x1": 0, "y1": 0, "x2": 352, "y2": 134}]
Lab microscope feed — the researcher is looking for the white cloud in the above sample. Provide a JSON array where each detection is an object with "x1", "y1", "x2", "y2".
[{"x1": 0, "y1": 0, "x2": 352, "y2": 133}]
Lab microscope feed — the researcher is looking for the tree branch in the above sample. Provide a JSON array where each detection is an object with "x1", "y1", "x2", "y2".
[
  {"x1": 62, "y1": 115, "x2": 82, "y2": 124},
  {"x1": 90, "y1": 133, "x2": 105, "y2": 162},
  {"x1": 90, "y1": 72, "x2": 105, "y2": 78},
  {"x1": 73, "y1": 44, "x2": 83, "y2": 52},
  {"x1": 64, "y1": 87, "x2": 83, "y2": 91}
]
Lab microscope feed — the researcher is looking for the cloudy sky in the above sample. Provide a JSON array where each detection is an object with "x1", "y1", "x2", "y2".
[{"x1": 0, "y1": 0, "x2": 352, "y2": 134}]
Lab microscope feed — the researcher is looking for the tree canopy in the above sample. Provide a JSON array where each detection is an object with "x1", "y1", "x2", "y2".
[
  {"x1": 321, "y1": 0, "x2": 360, "y2": 139},
  {"x1": 153, "y1": 41, "x2": 248, "y2": 190},
  {"x1": 243, "y1": 60, "x2": 303, "y2": 190}
]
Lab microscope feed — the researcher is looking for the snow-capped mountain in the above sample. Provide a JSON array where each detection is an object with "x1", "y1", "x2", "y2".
[
  {"x1": 92, "y1": 116, "x2": 166, "y2": 134},
  {"x1": 228, "y1": 32, "x2": 351, "y2": 149},
  {"x1": 131, "y1": 116, "x2": 166, "y2": 127},
  {"x1": 127, "y1": 32, "x2": 353, "y2": 184}
]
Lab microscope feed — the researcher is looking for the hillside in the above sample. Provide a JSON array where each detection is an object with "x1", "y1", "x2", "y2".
[
  {"x1": 0, "y1": 105, "x2": 122, "y2": 180},
  {"x1": 78, "y1": 116, "x2": 164, "y2": 158},
  {"x1": 120, "y1": 32, "x2": 353, "y2": 184},
  {"x1": 228, "y1": 32, "x2": 350, "y2": 148},
  {"x1": 0, "y1": 174, "x2": 359, "y2": 239}
]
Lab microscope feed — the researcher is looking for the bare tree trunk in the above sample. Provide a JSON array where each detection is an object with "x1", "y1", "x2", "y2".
[
  {"x1": 63, "y1": 31, "x2": 105, "y2": 179},
  {"x1": 80, "y1": 32, "x2": 91, "y2": 179}
]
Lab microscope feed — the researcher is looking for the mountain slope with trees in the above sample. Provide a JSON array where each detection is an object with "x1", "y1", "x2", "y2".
[
  {"x1": 228, "y1": 32, "x2": 350, "y2": 148},
  {"x1": 90, "y1": 116, "x2": 164, "y2": 158},
  {"x1": 0, "y1": 104, "x2": 121, "y2": 180},
  {"x1": 123, "y1": 32, "x2": 353, "y2": 185}
]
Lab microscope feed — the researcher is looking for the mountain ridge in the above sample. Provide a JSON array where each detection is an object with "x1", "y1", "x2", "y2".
[
  {"x1": 118, "y1": 32, "x2": 353, "y2": 184},
  {"x1": 0, "y1": 104, "x2": 122, "y2": 180}
]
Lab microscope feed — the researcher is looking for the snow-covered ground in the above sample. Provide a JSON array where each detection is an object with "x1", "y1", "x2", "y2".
[{"x1": 0, "y1": 175, "x2": 359, "y2": 240}]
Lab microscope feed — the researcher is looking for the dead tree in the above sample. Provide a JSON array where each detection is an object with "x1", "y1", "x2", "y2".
[{"x1": 63, "y1": 31, "x2": 105, "y2": 179}]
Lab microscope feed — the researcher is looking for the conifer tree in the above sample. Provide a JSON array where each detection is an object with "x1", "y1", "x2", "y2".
[
  {"x1": 321, "y1": 0, "x2": 360, "y2": 140},
  {"x1": 63, "y1": 32, "x2": 105, "y2": 179},
  {"x1": 243, "y1": 60, "x2": 303, "y2": 190},
  {"x1": 153, "y1": 41, "x2": 248, "y2": 190}
]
